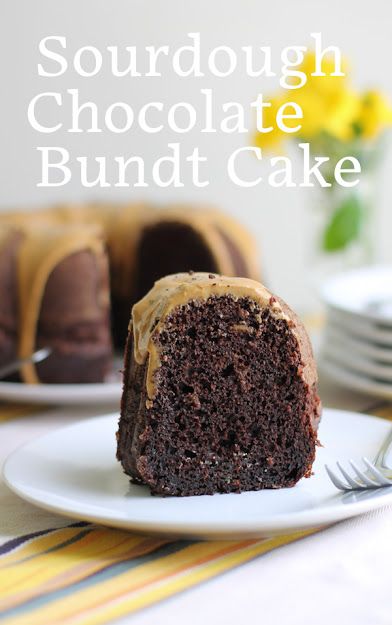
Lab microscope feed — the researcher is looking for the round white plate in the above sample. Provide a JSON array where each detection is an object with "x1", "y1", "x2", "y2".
[
  {"x1": 4, "y1": 410, "x2": 392, "y2": 539},
  {"x1": 0, "y1": 381, "x2": 122, "y2": 405},
  {"x1": 321, "y1": 265, "x2": 392, "y2": 325},
  {"x1": 324, "y1": 325, "x2": 392, "y2": 364},
  {"x1": 321, "y1": 357, "x2": 392, "y2": 400},
  {"x1": 327, "y1": 309, "x2": 392, "y2": 346},
  {"x1": 0, "y1": 357, "x2": 123, "y2": 405},
  {"x1": 322, "y1": 342, "x2": 392, "y2": 382}
]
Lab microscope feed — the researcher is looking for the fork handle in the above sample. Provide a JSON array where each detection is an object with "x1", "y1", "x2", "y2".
[{"x1": 0, "y1": 358, "x2": 29, "y2": 380}]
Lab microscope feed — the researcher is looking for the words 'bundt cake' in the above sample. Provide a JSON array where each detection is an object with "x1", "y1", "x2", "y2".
[{"x1": 117, "y1": 272, "x2": 321, "y2": 496}]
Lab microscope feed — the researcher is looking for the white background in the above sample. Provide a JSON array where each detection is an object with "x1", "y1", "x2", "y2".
[{"x1": 1, "y1": 0, "x2": 391, "y2": 311}]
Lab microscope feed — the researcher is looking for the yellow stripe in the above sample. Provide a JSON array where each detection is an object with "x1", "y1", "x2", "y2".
[
  {"x1": 0, "y1": 403, "x2": 47, "y2": 422},
  {"x1": 3, "y1": 530, "x2": 316, "y2": 625},
  {"x1": 0, "y1": 527, "x2": 90, "y2": 567},
  {"x1": 368, "y1": 404, "x2": 392, "y2": 421},
  {"x1": 96, "y1": 530, "x2": 317, "y2": 625},
  {"x1": 1, "y1": 530, "x2": 159, "y2": 607}
]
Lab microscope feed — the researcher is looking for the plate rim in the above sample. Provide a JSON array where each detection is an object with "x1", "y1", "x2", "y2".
[
  {"x1": 3, "y1": 409, "x2": 392, "y2": 538},
  {"x1": 320, "y1": 357, "x2": 392, "y2": 399},
  {"x1": 324, "y1": 325, "x2": 392, "y2": 363},
  {"x1": 327, "y1": 312, "x2": 392, "y2": 345},
  {"x1": 321, "y1": 265, "x2": 392, "y2": 325},
  {"x1": 0, "y1": 380, "x2": 122, "y2": 405},
  {"x1": 322, "y1": 343, "x2": 392, "y2": 381}
]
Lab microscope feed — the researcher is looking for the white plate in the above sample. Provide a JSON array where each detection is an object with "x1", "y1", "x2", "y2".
[
  {"x1": 324, "y1": 325, "x2": 392, "y2": 364},
  {"x1": 321, "y1": 265, "x2": 392, "y2": 325},
  {"x1": 323, "y1": 342, "x2": 392, "y2": 382},
  {"x1": 0, "y1": 357, "x2": 123, "y2": 405},
  {"x1": 321, "y1": 357, "x2": 392, "y2": 400},
  {"x1": 4, "y1": 410, "x2": 392, "y2": 539},
  {"x1": 327, "y1": 309, "x2": 392, "y2": 346},
  {"x1": 0, "y1": 381, "x2": 122, "y2": 405}
]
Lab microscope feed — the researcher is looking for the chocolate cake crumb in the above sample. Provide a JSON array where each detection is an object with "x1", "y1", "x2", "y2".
[{"x1": 117, "y1": 290, "x2": 321, "y2": 497}]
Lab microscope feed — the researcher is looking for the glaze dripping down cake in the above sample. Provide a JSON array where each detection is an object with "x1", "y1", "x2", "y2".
[
  {"x1": 0, "y1": 227, "x2": 21, "y2": 371},
  {"x1": 12, "y1": 223, "x2": 112, "y2": 384},
  {"x1": 117, "y1": 272, "x2": 321, "y2": 496}
]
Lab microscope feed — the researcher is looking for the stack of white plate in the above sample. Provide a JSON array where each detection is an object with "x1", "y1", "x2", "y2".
[{"x1": 320, "y1": 265, "x2": 392, "y2": 399}]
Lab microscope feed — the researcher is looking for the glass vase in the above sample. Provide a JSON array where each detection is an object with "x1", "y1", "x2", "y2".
[{"x1": 307, "y1": 173, "x2": 377, "y2": 313}]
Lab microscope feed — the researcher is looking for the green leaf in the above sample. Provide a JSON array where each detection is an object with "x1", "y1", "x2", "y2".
[{"x1": 322, "y1": 195, "x2": 363, "y2": 252}]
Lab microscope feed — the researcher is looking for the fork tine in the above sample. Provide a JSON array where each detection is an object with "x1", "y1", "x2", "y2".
[
  {"x1": 362, "y1": 457, "x2": 392, "y2": 486},
  {"x1": 349, "y1": 460, "x2": 380, "y2": 487},
  {"x1": 325, "y1": 464, "x2": 350, "y2": 491},
  {"x1": 336, "y1": 461, "x2": 365, "y2": 489}
]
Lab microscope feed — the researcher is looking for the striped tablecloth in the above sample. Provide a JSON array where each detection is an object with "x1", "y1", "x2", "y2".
[{"x1": 0, "y1": 389, "x2": 391, "y2": 625}]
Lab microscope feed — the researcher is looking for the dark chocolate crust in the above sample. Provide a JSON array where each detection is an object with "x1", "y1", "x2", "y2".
[
  {"x1": 117, "y1": 294, "x2": 320, "y2": 496},
  {"x1": 35, "y1": 250, "x2": 113, "y2": 384}
]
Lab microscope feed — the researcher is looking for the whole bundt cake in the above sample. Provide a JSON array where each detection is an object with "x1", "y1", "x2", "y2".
[
  {"x1": 0, "y1": 204, "x2": 261, "y2": 383},
  {"x1": 117, "y1": 272, "x2": 321, "y2": 496}
]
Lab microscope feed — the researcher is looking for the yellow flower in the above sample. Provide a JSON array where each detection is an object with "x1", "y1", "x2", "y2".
[
  {"x1": 290, "y1": 52, "x2": 360, "y2": 141},
  {"x1": 293, "y1": 51, "x2": 348, "y2": 97},
  {"x1": 296, "y1": 87, "x2": 361, "y2": 141},
  {"x1": 253, "y1": 51, "x2": 392, "y2": 151},
  {"x1": 253, "y1": 96, "x2": 287, "y2": 151},
  {"x1": 353, "y1": 91, "x2": 392, "y2": 139},
  {"x1": 254, "y1": 52, "x2": 353, "y2": 149},
  {"x1": 253, "y1": 88, "x2": 361, "y2": 148}
]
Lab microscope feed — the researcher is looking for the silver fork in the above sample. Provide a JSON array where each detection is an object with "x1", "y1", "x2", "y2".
[
  {"x1": 0, "y1": 348, "x2": 52, "y2": 380},
  {"x1": 325, "y1": 427, "x2": 392, "y2": 491}
]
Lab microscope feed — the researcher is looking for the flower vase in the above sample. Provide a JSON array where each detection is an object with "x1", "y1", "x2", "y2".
[{"x1": 307, "y1": 174, "x2": 377, "y2": 313}]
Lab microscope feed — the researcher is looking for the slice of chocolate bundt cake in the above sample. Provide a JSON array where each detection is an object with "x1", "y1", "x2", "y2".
[{"x1": 117, "y1": 272, "x2": 321, "y2": 496}]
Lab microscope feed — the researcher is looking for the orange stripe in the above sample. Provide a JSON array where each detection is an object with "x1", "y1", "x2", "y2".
[
  {"x1": 51, "y1": 540, "x2": 258, "y2": 619},
  {"x1": 0, "y1": 403, "x2": 47, "y2": 422},
  {"x1": 2, "y1": 536, "x2": 168, "y2": 611},
  {"x1": 1, "y1": 532, "x2": 166, "y2": 608}
]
